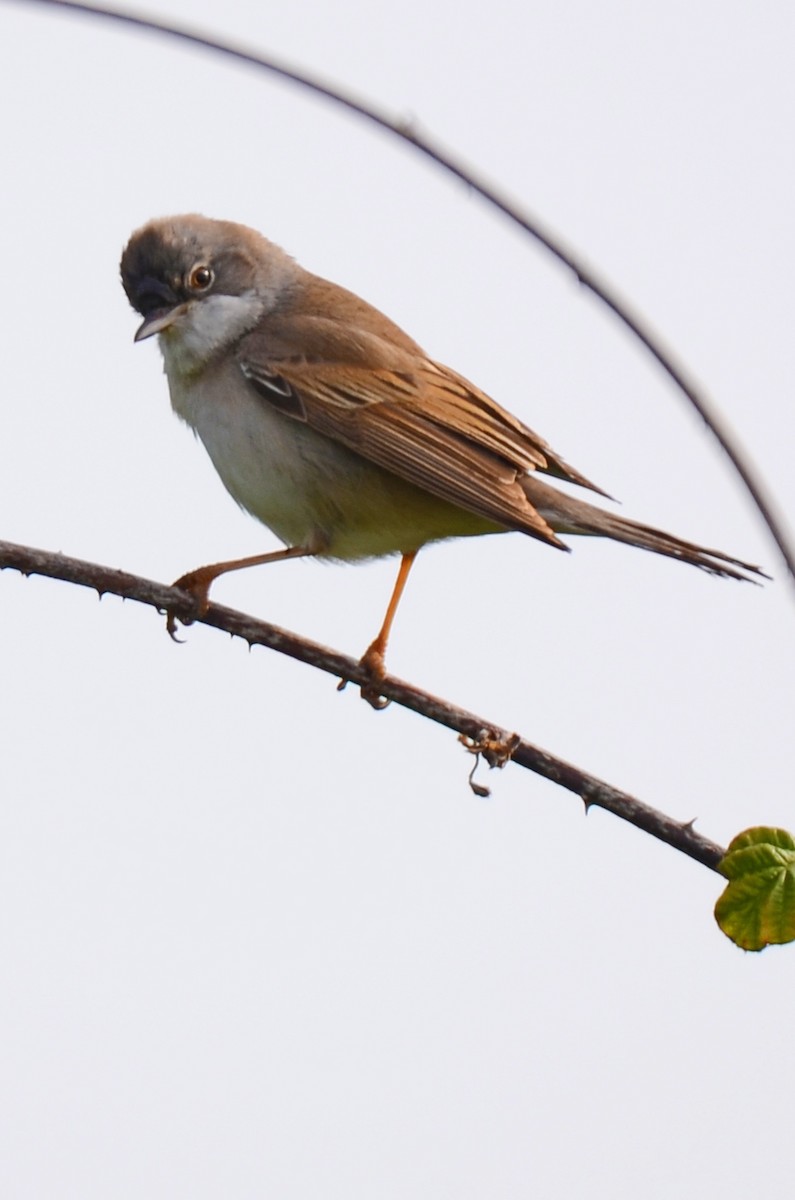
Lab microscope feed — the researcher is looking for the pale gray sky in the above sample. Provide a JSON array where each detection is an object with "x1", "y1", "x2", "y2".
[{"x1": 0, "y1": 1, "x2": 793, "y2": 1196}]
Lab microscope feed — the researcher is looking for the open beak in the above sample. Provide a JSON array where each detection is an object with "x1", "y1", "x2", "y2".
[{"x1": 134, "y1": 303, "x2": 189, "y2": 343}]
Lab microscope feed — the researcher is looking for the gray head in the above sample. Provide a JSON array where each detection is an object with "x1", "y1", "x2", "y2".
[{"x1": 120, "y1": 215, "x2": 297, "y2": 344}]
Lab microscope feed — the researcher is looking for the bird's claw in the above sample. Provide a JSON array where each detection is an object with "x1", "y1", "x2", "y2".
[
  {"x1": 166, "y1": 570, "x2": 212, "y2": 641},
  {"x1": 344, "y1": 643, "x2": 391, "y2": 709}
]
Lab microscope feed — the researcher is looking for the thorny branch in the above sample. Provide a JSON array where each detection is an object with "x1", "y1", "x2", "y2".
[
  {"x1": 0, "y1": 2, "x2": 778, "y2": 876},
  {"x1": 0, "y1": 540, "x2": 727, "y2": 874}
]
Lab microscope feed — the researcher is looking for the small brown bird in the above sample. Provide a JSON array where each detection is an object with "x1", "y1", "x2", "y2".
[{"x1": 120, "y1": 215, "x2": 765, "y2": 684}]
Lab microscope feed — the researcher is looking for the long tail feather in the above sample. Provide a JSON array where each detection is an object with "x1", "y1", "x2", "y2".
[{"x1": 522, "y1": 475, "x2": 769, "y2": 583}]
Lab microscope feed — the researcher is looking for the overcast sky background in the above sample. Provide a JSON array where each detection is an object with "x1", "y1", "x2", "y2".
[{"x1": 0, "y1": 1, "x2": 793, "y2": 1196}]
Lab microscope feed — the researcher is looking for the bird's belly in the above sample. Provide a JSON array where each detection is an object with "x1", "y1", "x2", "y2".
[{"x1": 170, "y1": 369, "x2": 503, "y2": 560}]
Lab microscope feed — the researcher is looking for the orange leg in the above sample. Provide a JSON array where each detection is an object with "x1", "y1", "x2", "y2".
[
  {"x1": 359, "y1": 551, "x2": 418, "y2": 685},
  {"x1": 167, "y1": 544, "x2": 314, "y2": 637}
]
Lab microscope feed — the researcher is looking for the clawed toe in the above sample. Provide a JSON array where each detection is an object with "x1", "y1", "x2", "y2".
[
  {"x1": 357, "y1": 643, "x2": 390, "y2": 709},
  {"x1": 166, "y1": 570, "x2": 213, "y2": 639}
]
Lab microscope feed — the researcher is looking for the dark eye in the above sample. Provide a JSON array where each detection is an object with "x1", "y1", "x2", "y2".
[{"x1": 188, "y1": 265, "x2": 214, "y2": 291}]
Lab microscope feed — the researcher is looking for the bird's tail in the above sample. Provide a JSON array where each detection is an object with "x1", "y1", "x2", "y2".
[{"x1": 522, "y1": 474, "x2": 769, "y2": 583}]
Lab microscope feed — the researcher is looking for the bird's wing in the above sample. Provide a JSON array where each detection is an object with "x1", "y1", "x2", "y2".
[{"x1": 237, "y1": 317, "x2": 609, "y2": 546}]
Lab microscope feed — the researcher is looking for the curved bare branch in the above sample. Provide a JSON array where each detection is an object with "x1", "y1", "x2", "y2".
[{"x1": 9, "y1": 0, "x2": 792, "y2": 585}]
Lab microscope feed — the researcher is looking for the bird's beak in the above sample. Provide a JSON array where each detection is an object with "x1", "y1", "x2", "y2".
[{"x1": 134, "y1": 303, "x2": 189, "y2": 343}]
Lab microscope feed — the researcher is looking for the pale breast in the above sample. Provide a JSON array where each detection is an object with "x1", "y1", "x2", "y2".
[{"x1": 166, "y1": 357, "x2": 503, "y2": 560}]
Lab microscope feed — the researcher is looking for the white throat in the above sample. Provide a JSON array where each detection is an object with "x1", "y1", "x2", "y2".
[{"x1": 159, "y1": 291, "x2": 265, "y2": 378}]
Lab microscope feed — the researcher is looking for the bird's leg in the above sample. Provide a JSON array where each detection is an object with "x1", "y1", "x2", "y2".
[
  {"x1": 358, "y1": 551, "x2": 417, "y2": 703},
  {"x1": 167, "y1": 544, "x2": 315, "y2": 638}
]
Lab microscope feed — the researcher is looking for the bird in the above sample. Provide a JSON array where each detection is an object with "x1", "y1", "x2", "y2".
[{"x1": 120, "y1": 214, "x2": 766, "y2": 691}]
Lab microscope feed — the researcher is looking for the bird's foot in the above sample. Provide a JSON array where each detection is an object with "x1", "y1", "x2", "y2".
[
  {"x1": 166, "y1": 568, "x2": 214, "y2": 641},
  {"x1": 356, "y1": 641, "x2": 390, "y2": 709}
]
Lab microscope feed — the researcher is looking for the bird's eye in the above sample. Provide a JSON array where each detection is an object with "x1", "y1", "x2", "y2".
[{"x1": 188, "y1": 265, "x2": 214, "y2": 291}]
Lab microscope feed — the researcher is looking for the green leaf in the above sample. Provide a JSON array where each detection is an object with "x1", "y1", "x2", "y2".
[{"x1": 715, "y1": 827, "x2": 795, "y2": 951}]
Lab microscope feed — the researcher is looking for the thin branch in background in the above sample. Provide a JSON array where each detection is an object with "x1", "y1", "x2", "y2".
[
  {"x1": 10, "y1": 0, "x2": 793, "y2": 585},
  {"x1": 0, "y1": 540, "x2": 727, "y2": 874}
]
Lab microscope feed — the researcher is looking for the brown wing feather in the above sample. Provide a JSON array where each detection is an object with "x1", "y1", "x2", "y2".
[{"x1": 237, "y1": 311, "x2": 608, "y2": 548}]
